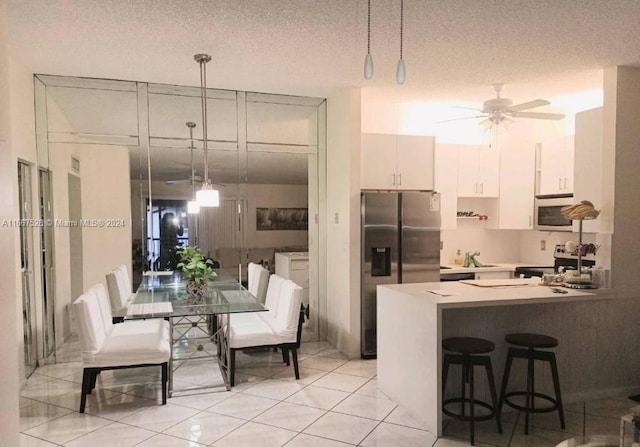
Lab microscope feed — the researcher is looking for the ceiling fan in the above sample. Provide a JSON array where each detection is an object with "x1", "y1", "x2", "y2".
[
  {"x1": 444, "y1": 83, "x2": 566, "y2": 127},
  {"x1": 165, "y1": 172, "x2": 225, "y2": 187}
]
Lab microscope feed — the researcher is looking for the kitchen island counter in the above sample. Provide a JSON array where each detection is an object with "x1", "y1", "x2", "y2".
[{"x1": 377, "y1": 281, "x2": 634, "y2": 439}]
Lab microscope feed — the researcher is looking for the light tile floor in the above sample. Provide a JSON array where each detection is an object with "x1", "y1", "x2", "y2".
[{"x1": 19, "y1": 338, "x2": 635, "y2": 447}]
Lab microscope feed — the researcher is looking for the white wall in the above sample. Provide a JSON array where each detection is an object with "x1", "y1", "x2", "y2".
[
  {"x1": 0, "y1": 0, "x2": 21, "y2": 442},
  {"x1": 48, "y1": 142, "x2": 77, "y2": 342},
  {"x1": 79, "y1": 144, "x2": 132, "y2": 291},
  {"x1": 605, "y1": 66, "x2": 640, "y2": 294},
  {"x1": 326, "y1": 88, "x2": 361, "y2": 357}
]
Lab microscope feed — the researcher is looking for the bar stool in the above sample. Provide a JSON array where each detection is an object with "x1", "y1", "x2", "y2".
[
  {"x1": 497, "y1": 332, "x2": 565, "y2": 434},
  {"x1": 442, "y1": 337, "x2": 502, "y2": 446}
]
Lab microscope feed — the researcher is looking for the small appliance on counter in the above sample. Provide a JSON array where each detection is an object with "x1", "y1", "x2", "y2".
[{"x1": 553, "y1": 244, "x2": 597, "y2": 289}]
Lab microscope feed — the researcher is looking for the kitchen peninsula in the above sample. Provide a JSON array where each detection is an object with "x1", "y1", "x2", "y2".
[{"x1": 376, "y1": 281, "x2": 636, "y2": 437}]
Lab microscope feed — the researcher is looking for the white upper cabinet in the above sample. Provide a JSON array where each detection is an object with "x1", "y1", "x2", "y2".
[
  {"x1": 361, "y1": 133, "x2": 435, "y2": 190},
  {"x1": 489, "y1": 143, "x2": 535, "y2": 230},
  {"x1": 435, "y1": 144, "x2": 459, "y2": 230},
  {"x1": 573, "y1": 107, "x2": 606, "y2": 233},
  {"x1": 457, "y1": 145, "x2": 499, "y2": 197},
  {"x1": 537, "y1": 135, "x2": 574, "y2": 195}
]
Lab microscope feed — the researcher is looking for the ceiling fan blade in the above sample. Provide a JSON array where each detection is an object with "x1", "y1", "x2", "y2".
[
  {"x1": 435, "y1": 115, "x2": 486, "y2": 124},
  {"x1": 508, "y1": 99, "x2": 550, "y2": 112},
  {"x1": 165, "y1": 179, "x2": 190, "y2": 184},
  {"x1": 452, "y1": 106, "x2": 482, "y2": 112},
  {"x1": 511, "y1": 111, "x2": 565, "y2": 120}
]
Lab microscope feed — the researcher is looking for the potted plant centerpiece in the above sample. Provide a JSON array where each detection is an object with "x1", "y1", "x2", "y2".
[{"x1": 177, "y1": 245, "x2": 216, "y2": 298}]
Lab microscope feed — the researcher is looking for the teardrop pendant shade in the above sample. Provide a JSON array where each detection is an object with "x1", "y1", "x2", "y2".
[
  {"x1": 396, "y1": 58, "x2": 406, "y2": 85},
  {"x1": 364, "y1": 53, "x2": 374, "y2": 79}
]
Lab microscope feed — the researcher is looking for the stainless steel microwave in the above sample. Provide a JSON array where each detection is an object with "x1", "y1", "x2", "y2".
[{"x1": 534, "y1": 195, "x2": 573, "y2": 231}]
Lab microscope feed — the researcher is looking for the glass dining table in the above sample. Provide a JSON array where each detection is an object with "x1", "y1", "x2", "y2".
[{"x1": 127, "y1": 269, "x2": 266, "y2": 395}]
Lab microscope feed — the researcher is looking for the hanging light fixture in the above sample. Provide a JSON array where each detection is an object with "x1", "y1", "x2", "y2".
[
  {"x1": 185, "y1": 122, "x2": 200, "y2": 214},
  {"x1": 194, "y1": 53, "x2": 220, "y2": 207},
  {"x1": 396, "y1": 0, "x2": 406, "y2": 85},
  {"x1": 363, "y1": 0, "x2": 374, "y2": 79}
]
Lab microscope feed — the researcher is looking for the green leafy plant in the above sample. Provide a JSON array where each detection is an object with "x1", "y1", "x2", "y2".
[{"x1": 177, "y1": 245, "x2": 216, "y2": 287}]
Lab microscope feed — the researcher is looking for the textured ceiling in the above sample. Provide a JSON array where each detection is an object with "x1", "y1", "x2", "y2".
[{"x1": 8, "y1": 0, "x2": 640, "y2": 103}]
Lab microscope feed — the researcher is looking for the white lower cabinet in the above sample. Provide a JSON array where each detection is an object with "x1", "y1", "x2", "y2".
[
  {"x1": 475, "y1": 271, "x2": 513, "y2": 280},
  {"x1": 275, "y1": 252, "x2": 309, "y2": 306}
]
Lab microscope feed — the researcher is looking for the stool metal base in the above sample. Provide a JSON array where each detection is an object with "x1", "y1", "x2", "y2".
[
  {"x1": 443, "y1": 352, "x2": 502, "y2": 445},
  {"x1": 498, "y1": 346, "x2": 565, "y2": 435}
]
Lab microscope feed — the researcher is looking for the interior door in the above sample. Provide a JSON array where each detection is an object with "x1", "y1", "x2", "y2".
[
  {"x1": 19, "y1": 161, "x2": 38, "y2": 377},
  {"x1": 39, "y1": 169, "x2": 56, "y2": 362}
]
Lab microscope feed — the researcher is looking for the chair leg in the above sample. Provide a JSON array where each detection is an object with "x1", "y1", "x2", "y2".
[
  {"x1": 291, "y1": 346, "x2": 300, "y2": 380},
  {"x1": 80, "y1": 369, "x2": 92, "y2": 413},
  {"x1": 442, "y1": 354, "x2": 451, "y2": 399},
  {"x1": 281, "y1": 346, "x2": 289, "y2": 364},
  {"x1": 89, "y1": 371, "x2": 98, "y2": 393},
  {"x1": 468, "y1": 357, "x2": 475, "y2": 446},
  {"x1": 497, "y1": 348, "x2": 515, "y2": 417},
  {"x1": 525, "y1": 350, "x2": 534, "y2": 434},
  {"x1": 484, "y1": 357, "x2": 503, "y2": 434},
  {"x1": 549, "y1": 352, "x2": 565, "y2": 429},
  {"x1": 161, "y1": 362, "x2": 168, "y2": 405},
  {"x1": 229, "y1": 349, "x2": 236, "y2": 387}
]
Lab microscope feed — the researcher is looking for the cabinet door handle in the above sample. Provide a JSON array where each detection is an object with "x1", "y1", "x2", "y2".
[
  {"x1": 529, "y1": 215, "x2": 532, "y2": 227},
  {"x1": 392, "y1": 173, "x2": 396, "y2": 186},
  {"x1": 479, "y1": 183, "x2": 484, "y2": 194},
  {"x1": 564, "y1": 177, "x2": 568, "y2": 190},
  {"x1": 558, "y1": 178, "x2": 563, "y2": 190},
  {"x1": 398, "y1": 173, "x2": 402, "y2": 186},
  {"x1": 474, "y1": 183, "x2": 478, "y2": 193}
]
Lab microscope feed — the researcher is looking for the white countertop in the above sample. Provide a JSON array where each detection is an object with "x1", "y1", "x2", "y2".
[{"x1": 379, "y1": 280, "x2": 604, "y2": 308}]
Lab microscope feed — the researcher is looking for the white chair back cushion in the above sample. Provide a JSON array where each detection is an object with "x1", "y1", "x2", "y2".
[
  {"x1": 105, "y1": 271, "x2": 122, "y2": 311},
  {"x1": 73, "y1": 291, "x2": 107, "y2": 355},
  {"x1": 248, "y1": 263, "x2": 269, "y2": 304},
  {"x1": 274, "y1": 280, "x2": 302, "y2": 341},
  {"x1": 116, "y1": 265, "x2": 130, "y2": 286},
  {"x1": 88, "y1": 283, "x2": 113, "y2": 335},
  {"x1": 264, "y1": 274, "x2": 286, "y2": 318}
]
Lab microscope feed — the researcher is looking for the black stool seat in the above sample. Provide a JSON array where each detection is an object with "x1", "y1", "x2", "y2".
[
  {"x1": 442, "y1": 337, "x2": 501, "y2": 445},
  {"x1": 498, "y1": 332, "x2": 565, "y2": 435},
  {"x1": 505, "y1": 333, "x2": 558, "y2": 349},
  {"x1": 443, "y1": 337, "x2": 494, "y2": 354}
]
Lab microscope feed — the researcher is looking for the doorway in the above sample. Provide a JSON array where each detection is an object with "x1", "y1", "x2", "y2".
[
  {"x1": 39, "y1": 169, "x2": 56, "y2": 362},
  {"x1": 18, "y1": 161, "x2": 38, "y2": 377}
]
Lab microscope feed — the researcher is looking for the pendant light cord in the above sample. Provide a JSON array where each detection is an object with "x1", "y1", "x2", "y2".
[
  {"x1": 367, "y1": 0, "x2": 371, "y2": 54},
  {"x1": 399, "y1": 0, "x2": 403, "y2": 60},
  {"x1": 198, "y1": 58, "x2": 209, "y2": 183}
]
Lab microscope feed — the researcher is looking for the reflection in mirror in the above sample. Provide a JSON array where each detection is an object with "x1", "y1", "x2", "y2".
[{"x1": 34, "y1": 75, "x2": 327, "y2": 365}]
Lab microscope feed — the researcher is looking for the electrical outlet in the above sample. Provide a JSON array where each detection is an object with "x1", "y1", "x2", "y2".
[
  {"x1": 540, "y1": 240, "x2": 546, "y2": 251},
  {"x1": 440, "y1": 241, "x2": 443, "y2": 250},
  {"x1": 334, "y1": 213, "x2": 339, "y2": 224}
]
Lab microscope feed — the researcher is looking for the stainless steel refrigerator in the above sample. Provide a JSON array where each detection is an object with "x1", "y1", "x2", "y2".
[{"x1": 361, "y1": 191, "x2": 441, "y2": 358}]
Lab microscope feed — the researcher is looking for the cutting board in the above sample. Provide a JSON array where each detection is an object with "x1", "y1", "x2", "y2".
[{"x1": 459, "y1": 278, "x2": 539, "y2": 287}]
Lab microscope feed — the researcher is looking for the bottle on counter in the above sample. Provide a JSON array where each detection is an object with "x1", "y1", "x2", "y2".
[{"x1": 454, "y1": 249, "x2": 463, "y2": 266}]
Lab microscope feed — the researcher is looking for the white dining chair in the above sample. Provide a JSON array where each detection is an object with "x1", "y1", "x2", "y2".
[
  {"x1": 228, "y1": 278, "x2": 303, "y2": 386},
  {"x1": 73, "y1": 288, "x2": 171, "y2": 413}
]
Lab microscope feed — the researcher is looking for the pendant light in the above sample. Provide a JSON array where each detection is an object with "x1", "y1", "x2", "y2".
[
  {"x1": 396, "y1": 0, "x2": 406, "y2": 85},
  {"x1": 185, "y1": 122, "x2": 200, "y2": 214},
  {"x1": 194, "y1": 53, "x2": 220, "y2": 207},
  {"x1": 363, "y1": 0, "x2": 374, "y2": 79}
]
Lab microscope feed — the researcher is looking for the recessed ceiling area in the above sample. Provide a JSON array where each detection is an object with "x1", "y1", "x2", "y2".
[{"x1": 8, "y1": 0, "x2": 640, "y2": 103}]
